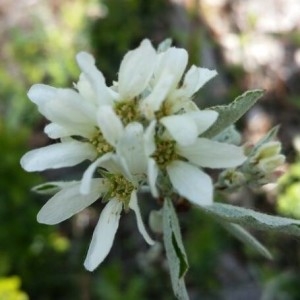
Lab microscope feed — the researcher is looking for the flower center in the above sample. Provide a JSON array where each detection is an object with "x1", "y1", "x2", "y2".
[
  {"x1": 152, "y1": 138, "x2": 178, "y2": 169},
  {"x1": 106, "y1": 174, "x2": 135, "y2": 206},
  {"x1": 114, "y1": 99, "x2": 140, "y2": 125},
  {"x1": 89, "y1": 129, "x2": 114, "y2": 156}
]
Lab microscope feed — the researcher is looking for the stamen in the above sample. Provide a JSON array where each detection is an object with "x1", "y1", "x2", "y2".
[
  {"x1": 89, "y1": 129, "x2": 114, "y2": 156},
  {"x1": 152, "y1": 138, "x2": 178, "y2": 169},
  {"x1": 106, "y1": 174, "x2": 135, "y2": 207},
  {"x1": 114, "y1": 99, "x2": 140, "y2": 125}
]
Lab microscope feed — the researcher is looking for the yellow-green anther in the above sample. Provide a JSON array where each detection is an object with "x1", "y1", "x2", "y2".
[
  {"x1": 114, "y1": 99, "x2": 140, "y2": 125},
  {"x1": 152, "y1": 138, "x2": 178, "y2": 169},
  {"x1": 90, "y1": 130, "x2": 114, "y2": 156},
  {"x1": 107, "y1": 174, "x2": 135, "y2": 206}
]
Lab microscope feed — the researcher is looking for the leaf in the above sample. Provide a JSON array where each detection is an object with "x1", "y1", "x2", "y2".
[
  {"x1": 203, "y1": 89, "x2": 264, "y2": 138},
  {"x1": 198, "y1": 203, "x2": 300, "y2": 236},
  {"x1": 219, "y1": 221, "x2": 272, "y2": 259},
  {"x1": 212, "y1": 124, "x2": 242, "y2": 145},
  {"x1": 163, "y1": 198, "x2": 189, "y2": 300}
]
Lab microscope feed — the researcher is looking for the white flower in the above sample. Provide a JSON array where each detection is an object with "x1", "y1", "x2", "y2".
[
  {"x1": 144, "y1": 113, "x2": 247, "y2": 206},
  {"x1": 20, "y1": 51, "x2": 137, "y2": 173},
  {"x1": 37, "y1": 152, "x2": 154, "y2": 272}
]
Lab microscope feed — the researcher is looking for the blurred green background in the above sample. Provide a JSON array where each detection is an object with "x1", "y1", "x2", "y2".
[{"x1": 1, "y1": 0, "x2": 300, "y2": 299}]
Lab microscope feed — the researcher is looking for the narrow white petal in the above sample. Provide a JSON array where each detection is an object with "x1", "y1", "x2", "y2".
[
  {"x1": 185, "y1": 110, "x2": 218, "y2": 135},
  {"x1": 27, "y1": 84, "x2": 57, "y2": 110},
  {"x1": 37, "y1": 179, "x2": 105, "y2": 225},
  {"x1": 118, "y1": 39, "x2": 156, "y2": 99},
  {"x1": 154, "y1": 47, "x2": 188, "y2": 89},
  {"x1": 76, "y1": 73, "x2": 97, "y2": 105},
  {"x1": 129, "y1": 191, "x2": 155, "y2": 245},
  {"x1": 140, "y1": 74, "x2": 174, "y2": 120},
  {"x1": 20, "y1": 141, "x2": 97, "y2": 172},
  {"x1": 144, "y1": 120, "x2": 157, "y2": 155},
  {"x1": 116, "y1": 122, "x2": 147, "y2": 175},
  {"x1": 76, "y1": 52, "x2": 114, "y2": 105},
  {"x1": 44, "y1": 89, "x2": 97, "y2": 127},
  {"x1": 100, "y1": 154, "x2": 129, "y2": 177},
  {"x1": 181, "y1": 65, "x2": 217, "y2": 97},
  {"x1": 80, "y1": 153, "x2": 113, "y2": 195},
  {"x1": 44, "y1": 122, "x2": 93, "y2": 140},
  {"x1": 84, "y1": 199, "x2": 122, "y2": 271},
  {"x1": 97, "y1": 106, "x2": 124, "y2": 147},
  {"x1": 177, "y1": 138, "x2": 247, "y2": 168},
  {"x1": 148, "y1": 158, "x2": 159, "y2": 198},
  {"x1": 160, "y1": 115, "x2": 198, "y2": 146},
  {"x1": 167, "y1": 160, "x2": 213, "y2": 206}
]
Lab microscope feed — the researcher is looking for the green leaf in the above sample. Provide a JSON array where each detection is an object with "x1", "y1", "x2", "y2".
[
  {"x1": 203, "y1": 89, "x2": 264, "y2": 138},
  {"x1": 163, "y1": 198, "x2": 189, "y2": 300},
  {"x1": 198, "y1": 203, "x2": 300, "y2": 236},
  {"x1": 219, "y1": 222, "x2": 272, "y2": 259}
]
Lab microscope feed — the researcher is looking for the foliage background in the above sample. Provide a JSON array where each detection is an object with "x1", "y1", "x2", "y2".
[{"x1": 1, "y1": 0, "x2": 300, "y2": 299}]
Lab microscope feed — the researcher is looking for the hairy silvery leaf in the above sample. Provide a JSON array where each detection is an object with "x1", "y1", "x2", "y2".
[
  {"x1": 203, "y1": 89, "x2": 264, "y2": 138},
  {"x1": 163, "y1": 198, "x2": 189, "y2": 300},
  {"x1": 213, "y1": 125, "x2": 242, "y2": 145},
  {"x1": 220, "y1": 222, "x2": 272, "y2": 259},
  {"x1": 198, "y1": 203, "x2": 300, "y2": 236}
]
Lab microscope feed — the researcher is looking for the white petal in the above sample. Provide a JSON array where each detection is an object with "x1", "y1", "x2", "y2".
[
  {"x1": 177, "y1": 138, "x2": 247, "y2": 168},
  {"x1": 44, "y1": 89, "x2": 97, "y2": 127},
  {"x1": 167, "y1": 160, "x2": 213, "y2": 206},
  {"x1": 148, "y1": 158, "x2": 159, "y2": 198},
  {"x1": 100, "y1": 154, "x2": 129, "y2": 177},
  {"x1": 116, "y1": 122, "x2": 147, "y2": 175},
  {"x1": 144, "y1": 120, "x2": 157, "y2": 155},
  {"x1": 97, "y1": 105, "x2": 124, "y2": 147},
  {"x1": 84, "y1": 199, "x2": 122, "y2": 271},
  {"x1": 37, "y1": 179, "x2": 104, "y2": 224},
  {"x1": 27, "y1": 84, "x2": 56, "y2": 110},
  {"x1": 140, "y1": 74, "x2": 174, "y2": 120},
  {"x1": 181, "y1": 65, "x2": 217, "y2": 97},
  {"x1": 20, "y1": 141, "x2": 97, "y2": 172},
  {"x1": 80, "y1": 153, "x2": 113, "y2": 195},
  {"x1": 160, "y1": 115, "x2": 198, "y2": 146},
  {"x1": 44, "y1": 123, "x2": 93, "y2": 139},
  {"x1": 185, "y1": 110, "x2": 218, "y2": 135},
  {"x1": 154, "y1": 47, "x2": 188, "y2": 89},
  {"x1": 118, "y1": 39, "x2": 156, "y2": 99},
  {"x1": 76, "y1": 73, "x2": 97, "y2": 105},
  {"x1": 129, "y1": 191, "x2": 155, "y2": 245},
  {"x1": 76, "y1": 52, "x2": 114, "y2": 105}
]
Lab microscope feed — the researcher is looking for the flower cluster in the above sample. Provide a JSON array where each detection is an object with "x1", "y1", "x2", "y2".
[{"x1": 20, "y1": 39, "x2": 246, "y2": 271}]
